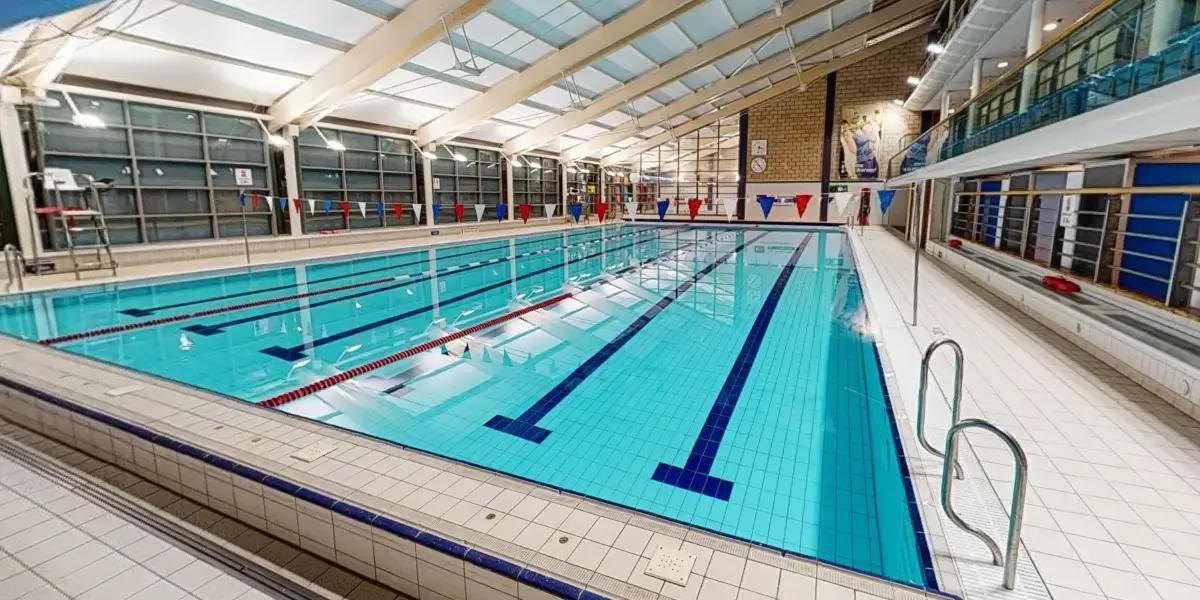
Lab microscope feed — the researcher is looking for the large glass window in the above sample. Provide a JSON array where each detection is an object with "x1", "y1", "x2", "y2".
[
  {"x1": 619, "y1": 116, "x2": 740, "y2": 216},
  {"x1": 426, "y1": 145, "x2": 502, "y2": 223},
  {"x1": 513, "y1": 155, "x2": 561, "y2": 219},
  {"x1": 28, "y1": 92, "x2": 275, "y2": 249},
  {"x1": 296, "y1": 129, "x2": 416, "y2": 232}
]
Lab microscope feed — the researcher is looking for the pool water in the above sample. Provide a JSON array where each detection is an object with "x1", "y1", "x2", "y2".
[{"x1": 0, "y1": 224, "x2": 931, "y2": 586}]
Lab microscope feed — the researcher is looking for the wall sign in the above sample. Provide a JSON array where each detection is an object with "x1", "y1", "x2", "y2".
[
  {"x1": 432, "y1": 177, "x2": 441, "y2": 190},
  {"x1": 750, "y1": 139, "x2": 768, "y2": 156},
  {"x1": 234, "y1": 168, "x2": 254, "y2": 186}
]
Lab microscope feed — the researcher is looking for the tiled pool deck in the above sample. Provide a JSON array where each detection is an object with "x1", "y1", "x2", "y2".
[{"x1": 3, "y1": 224, "x2": 1195, "y2": 600}]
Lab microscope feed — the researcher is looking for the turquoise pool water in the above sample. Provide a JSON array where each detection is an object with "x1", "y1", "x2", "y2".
[{"x1": 0, "y1": 224, "x2": 931, "y2": 586}]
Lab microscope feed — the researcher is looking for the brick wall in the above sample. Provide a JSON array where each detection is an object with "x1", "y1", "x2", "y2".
[{"x1": 743, "y1": 36, "x2": 926, "y2": 183}]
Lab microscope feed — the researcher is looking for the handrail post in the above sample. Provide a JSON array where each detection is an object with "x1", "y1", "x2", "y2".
[
  {"x1": 916, "y1": 338, "x2": 965, "y2": 478},
  {"x1": 942, "y1": 418, "x2": 1029, "y2": 590}
]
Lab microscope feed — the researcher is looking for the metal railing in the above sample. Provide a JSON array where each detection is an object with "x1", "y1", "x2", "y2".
[
  {"x1": 941, "y1": 418, "x2": 1029, "y2": 590},
  {"x1": 916, "y1": 339, "x2": 965, "y2": 478},
  {"x1": 3, "y1": 244, "x2": 24, "y2": 293}
]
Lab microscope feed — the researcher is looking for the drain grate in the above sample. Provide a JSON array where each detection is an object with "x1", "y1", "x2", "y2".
[{"x1": 644, "y1": 546, "x2": 696, "y2": 586}]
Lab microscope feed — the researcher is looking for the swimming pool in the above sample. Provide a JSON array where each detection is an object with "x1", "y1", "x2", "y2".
[{"x1": 0, "y1": 224, "x2": 931, "y2": 586}]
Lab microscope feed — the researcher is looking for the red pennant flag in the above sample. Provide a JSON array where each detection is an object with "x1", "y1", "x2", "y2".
[
  {"x1": 293, "y1": 198, "x2": 302, "y2": 212},
  {"x1": 596, "y1": 202, "x2": 608, "y2": 223},
  {"x1": 795, "y1": 194, "x2": 812, "y2": 219},
  {"x1": 519, "y1": 204, "x2": 532, "y2": 223},
  {"x1": 340, "y1": 200, "x2": 350, "y2": 216},
  {"x1": 687, "y1": 198, "x2": 702, "y2": 221},
  {"x1": 393, "y1": 203, "x2": 403, "y2": 219},
  {"x1": 453, "y1": 203, "x2": 464, "y2": 222},
  {"x1": 251, "y1": 195, "x2": 260, "y2": 209}
]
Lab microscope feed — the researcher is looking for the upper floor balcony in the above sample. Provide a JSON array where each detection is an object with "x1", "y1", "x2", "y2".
[{"x1": 889, "y1": 0, "x2": 1200, "y2": 181}]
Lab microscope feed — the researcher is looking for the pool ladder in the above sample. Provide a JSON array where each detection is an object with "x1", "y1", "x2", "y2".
[
  {"x1": 916, "y1": 338, "x2": 1029, "y2": 590},
  {"x1": 3, "y1": 244, "x2": 23, "y2": 293}
]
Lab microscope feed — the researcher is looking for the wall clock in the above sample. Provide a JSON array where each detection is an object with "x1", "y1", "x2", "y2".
[{"x1": 750, "y1": 157, "x2": 767, "y2": 173}]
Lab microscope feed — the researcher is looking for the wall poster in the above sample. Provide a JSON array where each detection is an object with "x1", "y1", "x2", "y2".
[{"x1": 837, "y1": 102, "x2": 919, "y2": 180}]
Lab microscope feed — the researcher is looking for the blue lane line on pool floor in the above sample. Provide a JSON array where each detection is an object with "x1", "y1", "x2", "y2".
[
  {"x1": 651, "y1": 233, "x2": 813, "y2": 501},
  {"x1": 121, "y1": 227, "x2": 625, "y2": 317},
  {"x1": 484, "y1": 230, "x2": 769, "y2": 444},
  {"x1": 181, "y1": 229, "x2": 662, "y2": 337},
  {"x1": 258, "y1": 229, "x2": 702, "y2": 362}
]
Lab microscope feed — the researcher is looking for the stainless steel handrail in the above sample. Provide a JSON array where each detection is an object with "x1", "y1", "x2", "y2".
[
  {"x1": 3, "y1": 244, "x2": 24, "y2": 293},
  {"x1": 941, "y1": 418, "x2": 1029, "y2": 590},
  {"x1": 916, "y1": 338, "x2": 965, "y2": 478}
]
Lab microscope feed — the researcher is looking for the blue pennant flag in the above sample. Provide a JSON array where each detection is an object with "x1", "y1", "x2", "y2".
[
  {"x1": 656, "y1": 199, "x2": 669, "y2": 221},
  {"x1": 432, "y1": 203, "x2": 441, "y2": 222},
  {"x1": 277, "y1": 197, "x2": 286, "y2": 211},
  {"x1": 569, "y1": 203, "x2": 582, "y2": 223},
  {"x1": 497, "y1": 203, "x2": 508, "y2": 221},
  {"x1": 757, "y1": 195, "x2": 775, "y2": 219},
  {"x1": 238, "y1": 191, "x2": 246, "y2": 207},
  {"x1": 878, "y1": 189, "x2": 896, "y2": 214},
  {"x1": 323, "y1": 200, "x2": 331, "y2": 215},
  {"x1": 377, "y1": 202, "x2": 384, "y2": 216}
]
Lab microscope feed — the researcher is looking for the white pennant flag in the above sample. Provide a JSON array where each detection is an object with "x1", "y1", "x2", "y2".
[
  {"x1": 833, "y1": 192, "x2": 853, "y2": 216},
  {"x1": 358, "y1": 202, "x2": 366, "y2": 218},
  {"x1": 306, "y1": 199, "x2": 315, "y2": 214},
  {"x1": 543, "y1": 203, "x2": 556, "y2": 220},
  {"x1": 474, "y1": 204, "x2": 486, "y2": 222},
  {"x1": 625, "y1": 201, "x2": 636, "y2": 221},
  {"x1": 412, "y1": 204, "x2": 423, "y2": 225},
  {"x1": 721, "y1": 197, "x2": 737, "y2": 222}
]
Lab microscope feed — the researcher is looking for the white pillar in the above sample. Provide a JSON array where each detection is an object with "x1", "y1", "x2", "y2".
[
  {"x1": 504, "y1": 159, "x2": 515, "y2": 221},
  {"x1": 940, "y1": 91, "x2": 952, "y2": 118},
  {"x1": 966, "y1": 57, "x2": 984, "y2": 134},
  {"x1": 282, "y1": 124, "x2": 303, "y2": 236},
  {"x1": 0, "y1": 92, "x2": 39, "y2": 254},
  {"x1": 422, "y1": 145, "x2": 434, "y2": 227},
  {"x1": 1019, "y1": 0, "x2": 1046, "y2": 111},
  {"x1": 1150, "y1": 0, "x2": 1183, "y2": 53}
]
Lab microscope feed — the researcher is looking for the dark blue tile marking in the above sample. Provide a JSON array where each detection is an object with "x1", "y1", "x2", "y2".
[
  {"x1": 185, "y1": 228, "x2": 663, "y2": 338},
  {"x1": 518, "y1": 570, "x2": 584, "y2": 598},
  {"x1": 651, "y1": 233, "x2": 813, "y2": 500},
  {"x1": 485, "y1": 231, "x2": 769, "y2": 443},
  {"x1": 120, "y1": 227, "x2": 623, "y2": 316},
  {"x1": 258, "y1": 228, "x2": 695, "y2": 362}
]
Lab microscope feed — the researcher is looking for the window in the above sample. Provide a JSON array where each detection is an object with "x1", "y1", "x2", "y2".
[
  {"x1": 622, "y1": 116, "x2": 740, "y2": 216},
  {"x1": 295, "y1": 129, "x2": 416, "y2": 232},
  {"x1": 513, "y1": 155, "x2": 560, "y2": 220},
  {"x1": 424, "y1": 145, "x2": 502, "y2": 224},
  {"x1": 29, "y1": 91, "x2": 276, "y2": 249}
]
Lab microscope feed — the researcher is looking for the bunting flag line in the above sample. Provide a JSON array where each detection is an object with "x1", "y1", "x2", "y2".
[
  {"x1": 569, "y1": 203, "x2": 582, "y2": 223},
  {"x1": 543, "y1": 203, "x2": 556, "y2": 220},
  {"x1": 519, "y1": 204, "x2": 532, "y2": 223},
  {"x1": 596, "y1": 202, "x2": 608, "y2": 223},
  {"x1": 252, "y1": 194, "x2": 261, "y2": 209},
  {"x1": 721, "y1": 197, "x2": 736, "y2": 222},
  {"x1": 340, "y1": 200, "x2": 350, "y2": 216},
  {"x1": 496, "y1": 203, "x2": 508, "y2": 222},
  {"x1": 323, "y1": 200, "x2": 331, "y2": 215},
  {"x1": 795, "y1": 194, "x2": 812, "y2": 219},
  {"x1": 293, "y1": 198, "x2": 302, "y2": 213},
  {"x1": 625, "y1": 200, "x2": 636, "y2": 221},
  {"x1": 413, "y1": 204, "x2": 424, "y2": 225},
  {"x1": 454, "y1": 203, "x2": 465, "y2": 222},
  {"x1": 758, "y1": 195, "x2": 775, "y2": 219},
  {"x1": 878, "y1": 188, "x2": 896, "y2": 214},
  {"x1": 278, "y1": 197, "x2": 287, "y2": 211},
  {"x1": 393, "y1": 203, "x2": 403, "y2": 220},
  {"x1": 474, "y1": 204, "x2": 486, "y2": 222},
  {"x1": 687, "y1": 198, "x2": 702, "y2": 221},
  {"x1": 376, "y1": 201, "x2": 383, "y2": 217},
  {"x1": 307, "y1": 199, "x2": 315, "y2": 214},
  {"x1": 833, "y1": 192, "x2": 853, "y2": 215},
  {"x1": 656, "y1": 199, "x2": 669, "y2": 221},
  {"x1": 432, "y1": 203, "x2": 441, "y2": 222},
  {"x1": 238, "y1": 191, "x2": 246, "y2": 207},
  {"x1": 357, "y1": 202, "x2": 367, "y2": 218}
]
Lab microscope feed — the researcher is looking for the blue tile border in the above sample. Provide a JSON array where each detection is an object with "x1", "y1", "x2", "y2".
[{"x1": 0, "y1": 372, "x2": 614, "y2": 600}]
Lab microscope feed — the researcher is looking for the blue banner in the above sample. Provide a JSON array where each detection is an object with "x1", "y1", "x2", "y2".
[
  {"x1": 570, "y1": 203, "x2": 582, "y2": 223},
  {"x1": 2, "y1": 1, "x2": 101, "y2": 30},
  {"x1": 757, "y1": 195, "x2": 775, "y2": 219},
  {"x1": 323, "y1": 200, "x2": 331, "y2": 215},
  {"x1": 878, "y1": 189, "x2": 896, "y2": 214},
  {"x1": 377, "y1": 202, "x2": 384, "y2": 216},
  {"x1": 656, "y1": 199, "x2": 669, "y2": 221},
  {"x1": 497, "y1": 203, "x2": 508, "y2": 222},
  {"x1": 277, "y1": 197, "x2": 286, "y2": 211},
  {"x1": 432, "y1": 203, "x2": 441, "y2": 221},
  {"x1": 238, "y1": 191, "x2": 246, "y2": 207}
]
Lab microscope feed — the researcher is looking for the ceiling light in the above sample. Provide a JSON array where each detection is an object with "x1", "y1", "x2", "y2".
[
  {"x1": 948, "y1": 108, "x2": 956, "y2": 114},
  {"x1": 453, "y1": 153, "x2": 467, "y2": 162},
  {"x1": 1043, "y1": 22, "x2": 1057, "y2": 31},
  {"x1": 267, "y1": 134, "x2": 287, "y2": 147},
  {"x1": 906, "y1": 76, "x2": 921, "y2": 86},
  {"x1": 72, "y1": 113, "x2": 106, "y2": 129},
  {"x1": 891, "y1": 99, "x2": 904, "y2": 106},
  {"x1": 926, "y1": 43, "x2": 945, "y2": 54},
  {"x1": 997, "y1": 61, "x2": 1009, "y2": 68}
]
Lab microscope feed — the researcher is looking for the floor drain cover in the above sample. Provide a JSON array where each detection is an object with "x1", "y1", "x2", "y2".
[{"x1": 644, "y1": 546, "x2": 695, "y2": 586}]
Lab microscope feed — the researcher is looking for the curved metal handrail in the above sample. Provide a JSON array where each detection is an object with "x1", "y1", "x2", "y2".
[
  {"x1": 941, "y1": 418, "x2": 1029, "y2": 590},
  {"x1": 916, "y1": 338, "x2": 965, "y2": 478}
]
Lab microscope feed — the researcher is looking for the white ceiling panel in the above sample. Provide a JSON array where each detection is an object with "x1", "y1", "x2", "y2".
[
  {"x1": 465, "y1": 121, "x2": 532, "y2": 144},
  {"x1": 648, "y1": 81, "x2": 693, "y2": 104},
  {"x1": 329, "y1": 95, "x2": 443, "y2": 130},
  {"x1": 629, "y1": 96, "x2": 662, "y2": 114},
  {"x1": 126, "y1": 6, "x2": 339, "y2": 75},
  {"x1": 673, "y1": 1, "x2": 738, "y2": 45},
  {"x1": 493, "y1": 104, "x2": 550, "y2": 122},
  {"x1": 725, "y1": 0, "x2": 780, "y2": 23},
  {"x1": 398, "y1": 81, "x2": 479, "y2": 108},
  {"x1": 679, "y1": 64, "x2": 726, "y2": 90},
  {"x1": 668, "y1": 115, "x2": 690, "y2": 126},
  {"x1": 684, "y1": 104, "x2": 712, "y2": 119},
  {"x1": 566, "y1": 123, "x2": 609, "y2": 139},
  {"x1": 65, "y1": 38, "x2": 300, "y2": 105},
  {"x1": 212, "y1": 0, "x2": 383, "y2": 44},
  {"x1": 505, "y1": 37, "x2": 558, "y2": 65},
  {"x1": 595, "y1": 46, "x2": 657, "y2": 80},
  {"x1": 595, "y1": 111, "x2": 631, "y2": 128},
  {"x1": 368, "y1": 68, "x2": 424, "y2": 93},
  {"x1": 738, "y1": 78, "x2": 772, "y2": 96},
  {"x1": 832, "y1": 0, "x2": 874, "y2": 27},
  {"x1": 631, "y1": 24, "x2": 694, "y2": 64},
  {"x1": 569, "y1": 66, "x2": 622, "y2": 95},
  {"x1": 526, "y1": 86, "x2": 576, "y2": 111},
  {"x1": 580, "y1": 0, "x2": 642, "y2": 23},
  {"x1": 642, "y1": 126, "x2": 666, "y2": 137},
  {"x1": 614, "y1": 138, "x2": 640, "y2": 148},
  {"x1": 712, "y1": 48, "x2": 754, "y2": 76},
  {"x1": 461, "y1": 12, "x2": 522, "y2": 47}
]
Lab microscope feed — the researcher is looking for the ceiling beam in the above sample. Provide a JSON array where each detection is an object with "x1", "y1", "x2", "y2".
[
  {"x1": 415, "y1": 0, "x2": 709, "y2": 147},
  {"x1": 268, "y1": 0, "x2": 489, "y2": 130},
  {"x1": 567, "y1": 0, "x2": 935, "y2": 162},
  {"x1": 600, "y1": 23, "x2": 930, "y2": 167},
  {"x1": 502, "y1": 0, "x2": 845, "y2": 156},
  {"x1": 3, "y1": 3, "x2": 110, "y2": 89}
]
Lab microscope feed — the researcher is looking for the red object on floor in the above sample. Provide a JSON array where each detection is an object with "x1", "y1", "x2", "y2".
[
  {"x1": 453, "y1": 203, "x2": 464, "y2": 222},
  {"x1": 948, "y1": 239, "x2": 963, "y2": 248},
  {"x1": 795, "y1": 194, "x2": 812, "y2": 218},
  {"x1": 519, "y1": 203, "x2": 532, "y2": 223},
  {"x1": 1042, "y1": 275, "x2": 1080, "y2": 293},
  {"x1": 687, "y1": 198, "x2": 702, "y2": 221},
  {"x1": 597, "y1": 202, "x2": 608, "y2": 222}
]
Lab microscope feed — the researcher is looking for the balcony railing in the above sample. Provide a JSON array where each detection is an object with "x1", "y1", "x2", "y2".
[{"x1": 889, "y1": 0, "x2": 1200, "y2": 179}]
